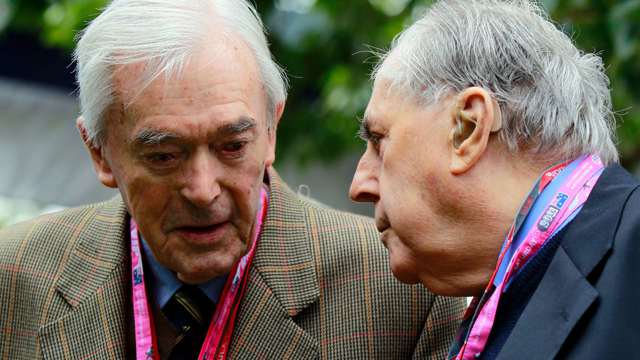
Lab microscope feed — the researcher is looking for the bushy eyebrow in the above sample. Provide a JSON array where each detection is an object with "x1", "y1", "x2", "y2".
[
  {"x1": 134, "y1": 129, "x2": 180, "y2": 146},
  {"x1": 218, "y1": 116, "x2": 256, "y2": 137},
  {"x1": 132, "y1": 116, "x2": 257, "y2": 147}
]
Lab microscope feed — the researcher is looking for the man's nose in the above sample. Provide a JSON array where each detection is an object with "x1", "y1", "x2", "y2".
[
  {"x1": 180, "y1": 152, "x2": 221, "y2": 208},
  {"x1": 349, "y1": 153, "x2": 379, "y2": 203}
]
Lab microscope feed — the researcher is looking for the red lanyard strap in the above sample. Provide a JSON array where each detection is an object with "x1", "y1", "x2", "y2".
[
  {"x1": 131, "y1": 187, "x2": 269, "y2": 360},
  {"x1": 130, "y1": 220, "x2": 159, "y2": 360}
]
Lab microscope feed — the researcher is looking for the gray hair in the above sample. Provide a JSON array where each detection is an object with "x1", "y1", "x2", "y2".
[
  {"x1": 374, "y1": 0, "x2": 618, "y2": 164},
  {"x1": 74, "y1": 0, "x2": 288, "y2": 146}
]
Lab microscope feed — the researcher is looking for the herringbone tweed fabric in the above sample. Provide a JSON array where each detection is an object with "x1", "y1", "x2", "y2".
[{"x1": 0, "y1": 168, "x2": 465, "y2": 359}]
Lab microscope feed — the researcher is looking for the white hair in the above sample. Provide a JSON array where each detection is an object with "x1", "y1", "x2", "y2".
[
  {"x1": 374, "y1": 0, "x2": 618, "y2": 164},
  {"x1": 74, "y1": 0, "x2": 288, "y2": 145}
]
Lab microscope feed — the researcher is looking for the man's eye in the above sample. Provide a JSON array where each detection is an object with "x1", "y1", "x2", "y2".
[
  {"x1": 221, "y1": 141, "x2": 247, "y2": 155},
  {"x1": 367, "y1": 134, "x2": 383, "y2": 154},
  {"x1": 145, "y1": 153, "x2": 178, "y2": 164}
]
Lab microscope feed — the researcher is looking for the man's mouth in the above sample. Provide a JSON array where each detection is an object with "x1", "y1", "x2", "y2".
[{"x1": 173, "y1": 221, "x2": 230, "y2": 245}]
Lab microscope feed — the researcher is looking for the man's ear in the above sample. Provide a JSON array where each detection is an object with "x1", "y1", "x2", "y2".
[
  {"x1": 448, "y1": 87, "x2": 502, "y2": 175},
  {"x1": 76, "y1": 117, "x2": 118, "y2": 188},
  {"x1": 265, "y1": 101, "x2": 285, "y2": 167}
]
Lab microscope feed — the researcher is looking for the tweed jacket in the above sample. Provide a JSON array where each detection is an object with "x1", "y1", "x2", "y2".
[{"x1": 0, "y1": 169, "x2": 464, "y2": 359}]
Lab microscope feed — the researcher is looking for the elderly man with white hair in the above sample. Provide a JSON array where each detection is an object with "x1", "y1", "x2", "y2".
[
  {"x1": 0, "y1": 0, "x2": 466, "y2": 359},
  {"x1": 350, "y1": 0, "x2": 640, "y2": 359}
]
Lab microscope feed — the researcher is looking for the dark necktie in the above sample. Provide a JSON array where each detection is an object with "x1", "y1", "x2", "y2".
[{"x1": 162, "y1": 285, "x2": 215, "y2": 360}]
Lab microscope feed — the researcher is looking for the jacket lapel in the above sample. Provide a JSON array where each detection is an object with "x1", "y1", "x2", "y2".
[
  {"x1": 229, "y1": 168, "x2": 320, "y2": 359},
  {"x1": 38, "y1": 197, "x2": 131, "y2": 359},
  {"x1": 496, "y1": 246, "x2": 597, "y2": 360},
  {"x1": 498, "y1": 165, "x2": 638, "y2": 360}
]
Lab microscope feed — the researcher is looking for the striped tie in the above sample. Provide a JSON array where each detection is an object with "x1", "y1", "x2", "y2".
[{"x1": 162, "y1": 285, "x2": 215, "y2": 359}]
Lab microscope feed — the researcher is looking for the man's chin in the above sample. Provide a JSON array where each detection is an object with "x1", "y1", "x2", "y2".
[
  {"x1": 176, "y1": 268, "x2": 230, "y2": 285},
  {"x1": 389, "y1": 262, "x2": 420, "y2": 284},
  {"x1": 174, "y1": 253, "x2": 241, "y2": 284}
]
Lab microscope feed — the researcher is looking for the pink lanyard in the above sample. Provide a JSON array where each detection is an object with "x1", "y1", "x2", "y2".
[
  {"x1": 131, "y1": 187, "x2": 269, "y2": 360},
  {"x1": 455, "y1": 155, "x2": 604, "y2": 360}
]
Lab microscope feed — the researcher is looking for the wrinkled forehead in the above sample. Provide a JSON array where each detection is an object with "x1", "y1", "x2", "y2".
[{"x1": 111, "y1": 32, "x2": 263, "y2": 111}]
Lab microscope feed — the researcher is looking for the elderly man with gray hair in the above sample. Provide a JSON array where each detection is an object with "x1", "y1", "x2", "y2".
[
  {"x1": 0, "y1": 0, "x2": 466, "y2": 359},
  {"x1": 350, "y1": 0, "x2": 640, "y2": 359}
]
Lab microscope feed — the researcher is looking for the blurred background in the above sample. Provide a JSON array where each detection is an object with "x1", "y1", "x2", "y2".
[{"x1": 1, "y1": 0, "x2": 639, "y2": 228}]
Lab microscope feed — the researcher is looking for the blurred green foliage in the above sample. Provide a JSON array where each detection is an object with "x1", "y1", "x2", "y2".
[{"x1": 2, "y1": 0, "x2": 639, "y2": 167}]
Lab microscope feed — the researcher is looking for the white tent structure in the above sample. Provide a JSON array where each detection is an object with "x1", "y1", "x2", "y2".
[{"x1": 0, "y1": 78, "x2": 116, "y2": 207}]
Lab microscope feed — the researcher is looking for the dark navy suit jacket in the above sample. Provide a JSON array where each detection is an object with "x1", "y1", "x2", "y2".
[{"x1": 493, "y1": 165, "x2": 640, "y2": 359}]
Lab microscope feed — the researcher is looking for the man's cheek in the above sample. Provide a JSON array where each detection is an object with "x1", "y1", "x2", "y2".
[{"x1": 128, "y1": 180, "x2": 172, "y2": 223}]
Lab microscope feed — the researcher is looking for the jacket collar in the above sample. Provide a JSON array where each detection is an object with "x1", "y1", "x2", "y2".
[
  {"x1": 55, "y1": 196, "x2": 130, "y2": 307},
  {"x1": 560, "y1": 164, "x2": 638, "y2": 276},
  {"x1": 497, "y1": 164, "x2": 639, "y2": 360},
  {"x1": 39, "y1": 196, "x2": 131, "y2": 358},
  {"x1": 226, "y1": 167, "x2": 320, "y2": 358},
  {"x1": 252, "y1": 167, "x2": 320, "y2": 316}
]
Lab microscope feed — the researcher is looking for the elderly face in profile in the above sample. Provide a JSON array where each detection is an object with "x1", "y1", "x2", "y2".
[
  {"x1": 350, "y1": 0, "x2": 617, "y2": 297},
  {"x1": 75, "y1": 4, "x2": 285, "y2": 285},
  {"x1": 350, "y1": 79, "x2": 508, "y2": 296}
]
